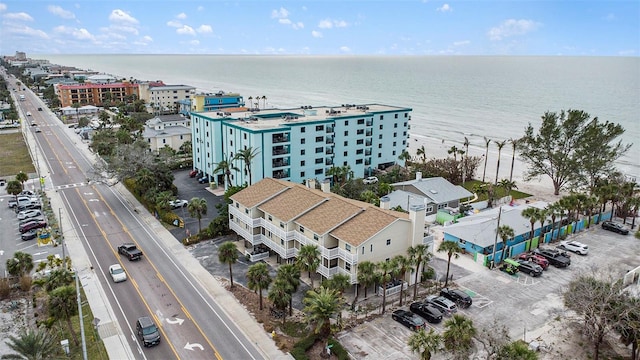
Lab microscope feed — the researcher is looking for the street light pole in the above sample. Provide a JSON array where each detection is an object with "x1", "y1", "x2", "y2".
[
  {"x1": 490, "y1": 206, "x2": 503, "y2": 269},
  {"x1": 59, "y1": 207, "x2": 66, "y2": 270},
  {"x1": 75, "y1": 269, "x2": 88, "y2": 360}
]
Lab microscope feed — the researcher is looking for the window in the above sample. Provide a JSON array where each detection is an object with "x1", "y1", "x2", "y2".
[
  {"x1": 370, "y1": 244, "x2": 373, "y2": 252},
  {"x1": 345, "y1": 244, "x2": 351, "y2": 251},
  {"x1": 362, "y1": 247, "x2": 365, "y2": 254},
  {"x1": 356, "y1": 149, "x2": 363, "y2": 154},
  {"x1": 301, "y1": 127, "x2": 306, "y2": 133},
  {"x1": 437, "y1": 203, "x2": 447, "y2": 210},
  {"x1": 386, "y1": 239, "x2": 391, "y2": 245},
  {"x1": 315, "y1": 147, "x2": 323, "y2": 153},
  {"x1": 316, "y1": 136, "x2": 323, "y2": 142},
  {"x1": 356, "y1": 159, "x2": 363, "y2": 164},
  {"x1": 280, "y1": 222, "x2": 285, "y2": 228},
  {"x1": 344, "y1": 131, "x2": 349, "y2": 136},
  {"x1": 345, "y1": 263, "x2": 351, "y2": 271},
  {"x1": 356, "y1": 139, "x2": 364, "y2": 145},
  {"x1": 379, "y1": 125, "x2": 383, "y2": 130},
  {"x1": 244, "y1": 133, "x2": 247, "y2": 139},
  {"x1": 393, "y1": 142, "x2": 397, "y2": 146},
  {"x1": 301, "y1": 160, "x2": 306, "y2": 166},
  {"x1": 316, "y1": 125, "x2": 324, "y2": 131},
  {"x1": 162, "y1": 139, "x2": 166, "y2": 144},
  {"x1": 379, "y1": 115, "x2": 384, "y2": 120},
  {"x1": 357, "y1": 129, "x2": 364, "y2": 135},
  {"x1": 393, "y1": 133, "x2": 397, "y2": 138},
  {"x1": 301, "y1": 139, "x2": 306, "y2": 144},
  {"x1": 357, "y1": 119, "x2": 364, "y2": 125},
  {"x1": 313, "y1": 234, "x2": 319, "y2": 241},
  {"x1": 314, "y1": 169, "x2": 323, "y2": 175},
  {"x1": 315, "y1": 158, "x2": 323, "y2": 164},
  {"x1": 299, "y1": 226, "x2": 304, "y2": 232},
  {"x1": 230, "y1": 140, "x2": 233, "y2": 146},
  {"x1": 300, "y1": 171, "x2": 305, "y2": 177},
  {"x1": 301, "y1": 149, "x2": 306, "y2": 155},
  {"x1": 392, "y1": 150, "x2": 396, "y2": 155},
  {"x1": 395, "y1": 114, "x2": 398, "y2": 119},
  {"x1": 229, "y1": 129, "x2": 233, "y2": 134},
  {"x1": 343, "y1": 151, "x2": 348, "y2": 156},
  {"x1": 378, "y1": 144, "x2": 382, "y2": 148},
  {"x1": 345, "y1": 120, "x2": 349, "y2": 126},
  {"x1": 426, "y1": 206, "x2": 434, "y2": 212},
  {"x1": 268, "y1": 215, "x2": 273, "y2": 221}
]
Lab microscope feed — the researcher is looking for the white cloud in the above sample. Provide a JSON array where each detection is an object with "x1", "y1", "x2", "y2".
[
  {"x1": 189, "y1": 39, "x2": 199, "y2": 46},
  {"x1": 141, "y1": 35, "x2": 153, "y2": 43},
  {"x1": 292, "y1": 22, "x2": 303, "y2": 30},
  {"x1": 110, "y1": 24, "x2": 139, "y2": 35},
  {"x1": 312, "y1": 30, "x2": 322, "y2": 38},
  {"x1": 197, "y1": 6, "x2": 204, "y2": 11},
  {"x1": 176, "y1": 12, "x2": 187, "y2": 20},
  {"x1": 3, "y1": 12, "x2": 33, "y2": 21},
  {"x1": 488, "y1": 19, "x2": 540, "y2": 41},
  {"x1": 7, "y1": 25, "x2": 49, "y2": 39},
  {"x1": 0, "y1": 4, "x2": 6, "y2": 12},
  {"x1": 437, "y1": 4, "x2": 452, "y2": 12},
  {"x1": 318, "y1": 19, "x2": 348, "y2": 29},
  {"x1": 271, "y1": 7, "x2": 289, "y2": 19},
  {"x1": 176, "y1": 25, "x2": 196, "y2": 36},
  {"x1": 453, "y1": 40, "x2": 470, "y2": 46},
  {"x1": 279, "y1": 18, "x2": 291, "y2": 25},
  {"x1": 605, "y1": 13, "x2": 615, "y2": 21},
  {"x1": 53, "y1": 25, "x2": 95, "y2": 40},
  {"x1": 109, "y1": 9, "x2": 138, "y2": 24},
  {"x1": 340, "y1": 46, "x2": 351, "y2": 53},
  {"x1": 167, "y1": 20, "x2": 181, "y2": 28},
  {"x1": 197, "y1": 25, "x2": 212, "y2": 34},
  {"x1": 48, "y1": 5, "x2": 75, "y2": 19}
]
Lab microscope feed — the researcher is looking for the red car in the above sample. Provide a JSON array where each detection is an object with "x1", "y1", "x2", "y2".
[
  {"x1": 19, "y1": 220, "x2": 47, "y2": 233},
  {"x1": 189, "y1": 170, "x2": 198, "y2": 178},
  {"x1": 517, "y1": 252, "x2": 549, "y2": 270}
]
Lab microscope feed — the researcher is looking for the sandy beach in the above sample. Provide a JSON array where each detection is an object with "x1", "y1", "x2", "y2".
[{"x1": 407, "y1": 134, "x2": 561, "y2": 204}]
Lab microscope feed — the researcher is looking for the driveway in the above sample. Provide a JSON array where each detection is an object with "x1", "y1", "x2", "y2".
[{"x1": 169, "y1": 169, "x2": 225, "y2": 241}]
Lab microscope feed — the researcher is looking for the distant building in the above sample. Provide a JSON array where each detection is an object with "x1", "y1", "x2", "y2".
[
  {"x1": 56, "y1": 82, "x2": 138, "y2": 107},
  {"x1": 60, "y1": 105, "x2": 100, "y2": 117},
  {"x1": 141, "y1": 115, "x2": 191, "y2": 153},
  {"x1": 137, "y1": 82, "x2": 195, "y2": 114},
  {"x1": 229, "y1": 178, "x2": 431, "y2": 285},
  {"x1": 178, "y1": 91, "x2": 245, "y2": 116},
  {"x1": 191, "y1": 103, "x2": 412, "y2": 187}
]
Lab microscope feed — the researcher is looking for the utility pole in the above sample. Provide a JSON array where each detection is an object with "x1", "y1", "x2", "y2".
[
  {"x1": 75, "y1": 270, "x2": 88, "y2": 360},
  {"x1": 490, "y1": 206, "x2": 502, "y2": 269},
  {"x1": 59, "y1": 207, "x2": 66, "y2": 270}
]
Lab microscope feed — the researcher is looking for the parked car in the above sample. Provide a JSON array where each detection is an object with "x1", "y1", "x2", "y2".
[
  {"x1": 19, "y1": 190, "x2": 35, "y2": 196},
  {"x1": 500, "y1": 258, "x2": 520, "y2": 275},
  {"x1": 109, "y1": 264, "x2": 127, "y2": 283},
  {"x1": 439, "y1": 288, "x2": 472, "y2": 308},
  {"x1": 425, "y1": 295, "x2": 458, "y2": 315},
  {"x1": 169, "y1": 199, "x2": 188, "y2": 209},
  {"x1": 532, "y1": 248, "x2": 571, "y2": 268},
  {"x1": 19, "y1": 216, "x2": 45, "y2": 227},
  {"x1": 37, "y1": 107, "x2": 42, "y2": 111},
  {"x1": 189, "y1": 169, "x2": 198, "y2": 178},
  {"x1": 17, "y1": 209, "x2": 42, "y2": 220},
  {"x1": 363, "y1": 176, "x2": 379, "y2": 185},
  {"x1": 21, "y1": 230, "x2": 38, "y2": 241},
  {"x1": 391, "y1": 309, "x2": 425, "y2": 331},
  {"x1": 515, "y1": 259, "x2": 543, "y2": 277},
  {"x1": 19, "y1": 220, "x2": 47, "y2": 233},
  {"x1": 15, "y1": 202, "x2": 42, "y2": 212},
  {"x1": 197, "y1": 176, "x2": 208, "y2": 184},
  {"x1": 136, "y1": 316, "x2": 161, "y2": 347},
  {"x1": 517, "y1": 253, "x2": 549, "y2": 270},
  {"x1": 409, "y1": 302, "x2": 443, "y2": 324},
  {"x1": 602, "y1": 220, "x2": 629, "y2": 235},
  {"x1": 557, "y1": 240, "x2": 589, "y2": 255}
]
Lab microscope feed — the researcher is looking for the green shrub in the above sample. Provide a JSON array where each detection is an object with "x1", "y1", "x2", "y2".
[
  {"x1": 328, "y1": 337, "x2": 349, "y2": 360},
  {"x1": 282, "y1": 320, "x2": 307, "y2": 337},
  {"x1": 635, "y1": 230, "x2": 640, "y2": 239},
  {"x1": 291, "y1": 332, "x2": 320, "y2": 360},
  {"x1": 422, "y1": 266, "x2": 435, "y2": 280},
  {"x1": 0, "y1": 278, "x2": 10, "y2": 299}
]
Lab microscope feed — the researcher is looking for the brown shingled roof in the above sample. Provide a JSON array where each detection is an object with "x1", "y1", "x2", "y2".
[
  {"x1": 259, "y1": 186, "x2": 327, "y2": 222},
  {"x1": 230, "y1": 178, "x2": 290, "y2": 208},
  {"x1": 296, "y1": 197, "x2": 364, "y2": 235},
  {"x1": 331, "y1": 207, "x2": 406, "y2": 246}
]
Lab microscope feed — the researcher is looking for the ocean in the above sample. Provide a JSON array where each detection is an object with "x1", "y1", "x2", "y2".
[{"x1": 41, "y1": 55, "x2": 640, "y2": 179}]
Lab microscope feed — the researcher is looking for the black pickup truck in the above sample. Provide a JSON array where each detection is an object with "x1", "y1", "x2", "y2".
[
  {"x1": 118, "y1": 243, "x2": 143, "y2": 261},
  {"x1": 533, "y1": 248, "x2": 570, "y2": 268}
]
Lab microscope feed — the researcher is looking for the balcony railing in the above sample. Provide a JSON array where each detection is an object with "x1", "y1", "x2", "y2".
[
  {"x1": 272, "y1": 146, "x2": 290, "y2": 156},
  {"x1": 244, "y1": 250, "x2": 270, "y2": 262},
  {"x1": 377, "y1": 281, "x2": 408, "y2": 297},
  {"x1": 273, "y1": 170, "x2": 290, "y2": 179},
  {"x1": 322, "y1": 247, "x2": 339, "y2": 260},
  {"x1": 366, "y1": 130, "x2": 372, "y2": 137},
  {"x1": 272, "y1": 158, "x2": 290, "y2": 167},
  {"x1": 273, "y1": 134, "x2": 290, "y2": 143},
  {"x1": 326, "y1": 147, "x2": 334, "y2": 155},
  {"x1": 318, "y1": 265, "x2": 340, "y2": 278},
  {"x1": 325, "y1": 159, "x2": 333, "y2": 166},
  {"x1": 326, "y1": 126, "x2": 334, "y2": 133},
  {"x1": 366, "y1": 120, "x2": 373, "y2": 126},
  {"x1": 365, "y1": 140, "x2": 372, "y2": 146},
  {"x1": 229, "y1": 221, "x2": 262, "y2": 245},
  {"x1": 326, "y1": 136, "x2": 334, "y2": 144}
]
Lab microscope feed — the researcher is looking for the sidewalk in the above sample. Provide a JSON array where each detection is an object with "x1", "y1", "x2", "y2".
[{"x1": 37, "y1": 113, "x2": 290, "y2": 359}]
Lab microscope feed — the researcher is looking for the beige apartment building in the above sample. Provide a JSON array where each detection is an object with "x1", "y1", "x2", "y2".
[{"x1": 229, "y1": 178, "x2": 431, "y2": 286}]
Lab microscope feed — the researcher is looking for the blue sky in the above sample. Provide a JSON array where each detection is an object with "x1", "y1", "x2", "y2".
[{"x1": 0, "y1": 1, "x2": 638, "y2": 56}]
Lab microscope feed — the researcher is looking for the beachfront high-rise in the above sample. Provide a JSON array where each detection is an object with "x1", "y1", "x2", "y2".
[{"x1": 190, "y1": 103, "x2": 412, "y2": 186}]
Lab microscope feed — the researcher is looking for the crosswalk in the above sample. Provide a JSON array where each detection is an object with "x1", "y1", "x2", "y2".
[{"x1": 55, "y1": 182, "x2": 88, "y2": 190}]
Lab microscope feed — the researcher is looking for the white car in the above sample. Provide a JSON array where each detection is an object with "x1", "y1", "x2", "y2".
[
  {"x1": 17, "y1": 209, "x2": 42, "y2": 220},
  {"x1": 169, "y1": 199, "x2": 188, "y2": 209},
  {"x1": 557, "y1": 240, "x2": 589, "y2": 255},
  {"x1": 363, "y1": 176, "x2": 379, "y2": 185},
  {"x1": 109, "y1": 264, "x2": 127, "y2": 282}
]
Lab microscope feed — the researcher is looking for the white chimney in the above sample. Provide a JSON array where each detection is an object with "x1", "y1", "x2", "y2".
[
  {"x1": 409, "y1": 204, "x2": 426, "y2": 247},
  {"x1": 416, "y1": 172, "x2": 422, "y2": 181},
  {"x1": 307, "y1": 179, "x2": 317, "y2": 189},
  {"x1": 380, "y1": 196, "x2": 391, "y2": 210},
  {"x1": 321, "y1": 179, "x2": 331, "y2": 193}
]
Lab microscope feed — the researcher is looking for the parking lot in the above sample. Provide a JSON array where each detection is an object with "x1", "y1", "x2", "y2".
[{"x1": 337, "y1": 224, "x2": 640, "y2": 359}]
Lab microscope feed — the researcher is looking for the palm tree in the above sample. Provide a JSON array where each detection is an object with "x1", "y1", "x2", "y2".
[
  {"x1": 267, "y1": 278, "x2": 291, "y2": 326},
  {"x1": 393, "y1": 254, "x2": 413, "y2": 306},
  {"x1": 535, "y1": 208, "x2": 549, "y2": 242},
  {"x1": 49, "y1": 285, "x2": 79, "y2": 345},
  {"x1": 360, "y1": 190, "x2": 378, "y2": 204},
  {"x1": 3, "y1": 327, "x2": 59, "y2": 360},
  {"x1": 155, "y1": 191, "x2": 173, "y2": 212},
  {"x1": 187, "y1": 197, "x2": 208, "y2": 234},
  {"x1": 71, "y1": 102, "x2": 81, "y2": 121},
  {"x1": 416, "y1": 145, "x2": 427, "y2": 164},
  {"x1": 496, "y1": 340, "x2": 539, "y2": 360},
  {"x1": 296, "y1": 245, "x2": 320, "y2": 288},
  {"x1": 437, "y1": 241, "x2": 462, "y2": 287},
  {"x1": 408, "y1": 244, "x2": 431, "y2": 299},
  {"x1": 378, "y1": 182, "x2": 393, "y2": 195},
  {"x1": 6, "y1": 180, "x2": 23, "y2": 199},
  {"x1": 545, "y1": 203, "x2": 563, "y2": 241},
  {"x1": 378, "y1": 259, "x2": 397, "y2": 314},
  {"x1": 134, "y1": 168, "x2": 155, "y2": 194},
  {"x1": 498, "y1": 179, "x2": 518, "y2": 198},
  {"x1": 462, "y1": 137, "x2": 470, "y2": 185},
  {"x1": 246, "y1": 262, "x2": 271, "y2": 310},
  {"x1": 498, "y1": 225, "x2": 515, "y2": 262},
  {"x1": 303, "y1": 286, "x2": 341, "y2": 336},
  {"x1": 482, "y1": 137, "x2": 491, "y2": 182},
  {"x1": 262, "y1": 95, "x2": 267, "y2": 109},
  {"x1": 6, "y1": 252, "x2": 34, "y2": 277},
  {"x1": 218, "y1": 241, "x2": 239, "y2": 288},
  {"x1": 213, "y1": 155, "x2": 239, "y2": 189},
  {"x1": 356, "y1": 261, "x2": 377, "y2": 300},
  {"x1": 15, "y1": 171, "x2": 28, "y2": 188},
  {"x1": 447, "y1": 145, "x2": 460, "y2": 162},
  {"x1": 521, "y1": 207, "x2": 540, "y2": 240},
  {"x1": 398, "y1": 150, "x2": 411, "y2": 169},
  {"x1": 442, "y1": 314, "x2": 477, "y2": 359},
  {"x1": 494, "y1": 140, "x2": 507, "y2": 185},
  {"x1": 326, "y1": 273, "x2": 351, "y2": 295},
  {"x1": 233, "y1": 147, "x2": 260, "y2": 185},
  {"x1": 509, "y1": 138, "x2": 519, "y2": 182},
  {"x1": 408, "y1": 328, "x2": 442, "y2": 360},
  {"x1": 276, "y1": 264, "x2": 300, "y2": 316}
]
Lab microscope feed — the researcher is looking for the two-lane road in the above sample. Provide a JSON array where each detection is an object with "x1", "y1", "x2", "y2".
[{"x1": 20, "y1": 89, "x2": 263, "y2": 359}]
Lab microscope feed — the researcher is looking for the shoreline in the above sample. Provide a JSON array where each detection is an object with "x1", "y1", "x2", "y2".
[{"x1": 407, "y1": 134, "x2": 561, "y2": 204}]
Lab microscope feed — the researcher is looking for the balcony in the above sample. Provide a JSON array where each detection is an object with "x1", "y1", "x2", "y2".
[
  {"x1": 326, "y1": 126, "x2": 334, "y2": 134},
  {"x1": 365, "y1": 158, "x2": 371, "y2": 166},
  {"x1": 325, "y1": 159, "x2": 333, "y2": 166},
  {"x1": 229, "y1": 221, "x2": 262, "y2": 245},
  {"x1": 318, "y1": 265, "x2": 340, "y2": 278},
  {"x1": 365, "y1": 140, "x2": 372, "y2": 146},
  {"x1": 326, "y1": 136, "x2": 334, "y2": 144},
  {"x1": 377, "y1": 280, "x2": 408, "y2": 297},
  {"x1": 272, "y1": 158, "x2": 290, "y2": 168},
  {"x1": 272, "y1": 146, "x2": 290, "y2": 156},
  {"x1": 273, "y1": 169, "x2": 290, "y2": 179},
  {"x1": 272, "y1": 134, "x2": 290, "y2": 143},
  {"x1": 365, "y1": 149, "x2": 372, "y2": 156},
  {"x1": 366, "y1": 120, "x2": 373, "y2": 126},
  {"x1": 321, "y1": 247, "x2": 339, "y2": 260},
  {"x1": 325, "y1": 147, "x2": 334, "y2": 155}
]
